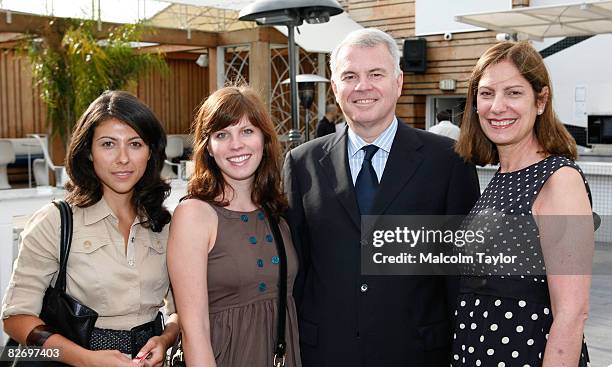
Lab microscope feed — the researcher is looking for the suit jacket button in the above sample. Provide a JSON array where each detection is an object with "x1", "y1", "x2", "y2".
[{"x1": 360, "y1": 283, "x2": 368, "y2": 293}]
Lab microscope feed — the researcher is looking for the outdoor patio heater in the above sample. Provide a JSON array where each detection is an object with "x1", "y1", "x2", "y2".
[
  {"x1": 239, "y1": 0, "x2": 343, "y2": 145},
  {"x1": 282, "y1": 74, "x2": 329, "y2": 142}
]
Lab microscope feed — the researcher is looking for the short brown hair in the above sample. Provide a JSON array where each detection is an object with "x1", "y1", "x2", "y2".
[
  {"x1": 455, "y1": 41, "x2": 577, "y2": 166},
  {"x1": 188, "y1": 86, "x2": 287, "y2": 217}
]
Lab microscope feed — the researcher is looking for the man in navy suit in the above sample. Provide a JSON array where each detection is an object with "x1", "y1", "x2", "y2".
[{"x1": 283, "y1": 28, "x2": 480, "y2": 366}]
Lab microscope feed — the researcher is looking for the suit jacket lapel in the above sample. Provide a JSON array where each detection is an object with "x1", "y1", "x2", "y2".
[
  {"x1": 318, "y1": 131, "x2": 361, "y2": 230},
  {"x1": 371, "y1": 121, "x2": 424, "y2": 215}
]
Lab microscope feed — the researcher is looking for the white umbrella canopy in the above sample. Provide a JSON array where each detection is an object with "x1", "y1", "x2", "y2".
[
  {"x1": 271, "y1": 12, "x2": 361, "y2": 53},
  {"x1": 456, "y1": 0, "x2": 612, "y2": 41},
  {"x1": 162, "y1": 0, "x2": 361, "y2": 52}
]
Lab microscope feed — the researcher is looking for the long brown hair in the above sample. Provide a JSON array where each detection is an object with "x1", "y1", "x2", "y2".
[
  {"x1": 455, "y1": 41, "x2": 577, "y2": 166},
  {"x1": 64, "y1": 90, "x2": 171, "y2": 232},
  {"x1": 188, "y1": 86, "x2": 287, "y2": 217}
]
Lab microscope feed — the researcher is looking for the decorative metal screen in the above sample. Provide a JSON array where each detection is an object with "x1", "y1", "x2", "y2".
[
  {"x1": 223, "y1": 45, "x2": 250, "y2": 87},
  {"x1": 220, "y1": 43, "x2": 336, "y2": 153},
  {"x1": 270, "y1": 46, "x2": 336, "y2": 153},
  {"x1": 270, "y1": 45, "x2": 292, "y2": 149}
]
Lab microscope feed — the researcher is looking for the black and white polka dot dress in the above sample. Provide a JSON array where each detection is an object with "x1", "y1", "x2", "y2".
[{"x1": 451, "y1": 156, "x2": 591, "y2": 367}]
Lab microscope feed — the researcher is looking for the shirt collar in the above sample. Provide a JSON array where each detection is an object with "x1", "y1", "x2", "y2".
[
  {"x1": 83, "y1": 197, "x2": 143, "y2": 226},
  {"x1": 347, "y1": 116, "x2": 398, "y2": 158}
]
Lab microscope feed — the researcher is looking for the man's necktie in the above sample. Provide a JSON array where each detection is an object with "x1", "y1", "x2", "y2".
[{"x1": 355, "y1": 145, "x2": 380, "y2": 215}]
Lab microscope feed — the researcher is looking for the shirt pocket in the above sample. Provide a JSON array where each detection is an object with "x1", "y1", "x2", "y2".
[
  {"x1": 140, "y1": 237, "x2": 170, "y2": 304},
  {"x1": 64, "y1": 235, "x2": 113, "y2": 312},
  {"x1": 144, "y1": 236, "x2": 166, "y2": 255},
  {"x1": 71, "y1": 236, "x2": 111, "y2": 254}
]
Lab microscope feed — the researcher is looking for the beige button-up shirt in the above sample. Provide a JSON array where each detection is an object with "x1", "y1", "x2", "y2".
[{"x1": 1, "y1": 198, "x2": 174, "y2": 330}]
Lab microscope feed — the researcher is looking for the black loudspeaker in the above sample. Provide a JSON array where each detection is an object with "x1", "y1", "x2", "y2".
[{"x1": 402, "y1": 38, "x2": 427, "y2": 73}]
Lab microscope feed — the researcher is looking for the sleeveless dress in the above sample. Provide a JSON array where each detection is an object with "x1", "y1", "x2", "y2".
[
  {"x1": 207, "y1": 205, "x2": 301, "y2": 367},
  {"x1": 451, "y1": 156, "x2": 591, "y2": 367}
]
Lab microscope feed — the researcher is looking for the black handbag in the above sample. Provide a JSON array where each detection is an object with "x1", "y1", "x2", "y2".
[
  {"x1": 168, "y1": 210, "x2": 288, "y2": 367},
  {"x1": 38, "y1": 200, "x2": 99, "y2": 347},
  {"x1": 1, "y1": 201, "x2": 98, "y2": 367}
]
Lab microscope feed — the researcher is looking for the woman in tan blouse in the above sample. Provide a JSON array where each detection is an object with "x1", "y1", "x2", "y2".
[{"x1": 1, "y1": 91, "x2": 179, "y2": 367}]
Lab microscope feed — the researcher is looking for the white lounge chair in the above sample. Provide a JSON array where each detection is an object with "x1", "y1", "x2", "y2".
[
  {"x1": 27, "y1": 134, "x2": 66, "y2": 187},
  {"x1": 162, "y1": 135, "x2": 184, "y2": 180},
  {"x1": 0, "y1": 140, "x2": 16, "y2": 189}
]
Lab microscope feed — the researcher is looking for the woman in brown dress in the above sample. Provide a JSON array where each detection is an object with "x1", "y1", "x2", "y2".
[{"x1": 167, "y1": 86, "x2": 301, "y2": 367}]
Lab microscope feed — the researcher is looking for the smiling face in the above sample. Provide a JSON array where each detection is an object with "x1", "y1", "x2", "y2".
[
  {"x1": 331, "y1": 43, "x2": 403, "y2": 138},
  {"x1": 208, "y1": 115, "x2": 264, "y2": 188},
  {"x1": 91, "y1": 118, "x2": 150, "y2": 200},
  {"x1": 476, "y1": 60, "x2": 548, "y2": 150}
]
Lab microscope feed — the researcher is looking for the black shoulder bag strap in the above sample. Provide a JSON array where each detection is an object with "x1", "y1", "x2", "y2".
[
  {"x1": 267, "y1": 212, "x2": 287, "y2": 367},
  {"x1": 2, "y1": 202, "x2": 71, "y2": 339},
  {"x1": 53, "y1": 200, "x2": 73, "y2": 292}
]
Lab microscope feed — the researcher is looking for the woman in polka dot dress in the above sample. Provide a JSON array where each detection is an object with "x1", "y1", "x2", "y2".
[
  {"x1": 167, "y1": 86, "x2": 301, "y2": 367},
  {"x1": 452, "y1": 42, "x2": 593, "y2": 367}
]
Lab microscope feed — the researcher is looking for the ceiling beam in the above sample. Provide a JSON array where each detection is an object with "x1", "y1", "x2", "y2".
[
  {"x1": 0, "y1": 11, "x2": 292, "y2": 50},
  {"x1": 0, "y1": 32, "x2": 24, "y2": 42},
  {"x1": 134, "y1": 44, "x2": 207, "y2": 54},
  {"x1": 0, "y1": 10, "x2": 218, "y2": 47},
  {"x1": 218, "y1": 27, "x2": 286, "y2": 46},
  {"x1": 142, "y1": 26, "x2": 217, "y2": 47},
  {"x1": 0, "y1": 40, "x2": 20, "y2": 49}
]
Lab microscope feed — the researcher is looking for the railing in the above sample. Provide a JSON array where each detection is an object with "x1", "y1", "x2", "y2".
[{"x1": 476, "y1": 161, "x2": 612, "y2": 243}]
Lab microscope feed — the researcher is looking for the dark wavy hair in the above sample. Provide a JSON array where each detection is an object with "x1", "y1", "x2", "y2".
[
  {"x1": 64, "y1": 90, "x2": 171, "y2": 232},
  {"x1": 188, "y1": 86, "x2": 287, "y2": 218},
  {"x1": 455, "y1": 41, "x2": 577, "y2": 166}
]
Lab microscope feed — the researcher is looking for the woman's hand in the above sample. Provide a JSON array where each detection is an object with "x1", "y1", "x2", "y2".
[
  {"x1": 133, "y1": 313, "x2": 180, "y2": 367},
  {"x1": 133, "y1": 335, "x2": 166, "y2": 367},
  {"x1": 3, "y1": 317, "x2": 131, "y2": 367},
  {"x1": 133, "y1": 312, "x2": 179, "y2": 366}
]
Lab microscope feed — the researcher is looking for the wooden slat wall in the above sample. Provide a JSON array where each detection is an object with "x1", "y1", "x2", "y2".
[
  {"x1": 136, "y1": 56, "x2": 209, "y2": 135},
  {"x1": 340, "y1": 0, "x2": 498, "y2": 129},
  {"x1": 404, "y1": 32, "x2": 498, "y2": 94},
  {"x1": 0, "y1": 52, "x2": 206, "y2": 139},
  {"x1": 0, "y1": 49, "x2": 47, "y2": 138},
  {"x1": 342, "y1": 0, "x2": 415, "y2": 38}
]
